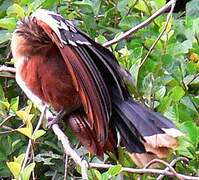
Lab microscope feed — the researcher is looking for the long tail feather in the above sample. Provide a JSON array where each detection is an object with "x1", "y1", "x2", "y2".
[{"x1": 112, "y1": 95, "x2": 183, "y2": 166}]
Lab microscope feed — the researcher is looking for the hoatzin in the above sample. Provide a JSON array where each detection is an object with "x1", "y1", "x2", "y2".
[{"x1": 11, "y1": 9, "x2": 183, "y2": 167}]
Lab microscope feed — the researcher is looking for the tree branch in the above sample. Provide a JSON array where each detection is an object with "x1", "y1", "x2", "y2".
[
  {"x1": 157, "y1": 157, "x2": 189, "y2": 180},
  {"x1": 50, "y1": 123, "x2": 198, "y2": 180},
  {"x1": 139, "y1": 0, "x2": 176, "y2": 68},
  {"x1": 51, "y1": 124, "x2": 88, "y2": 179},
  {"x1": 0, "y1": 65, "x2": 16, "y2": 73},
  {"x1": 143, "y1": 159, "x2": 182, "y2": 180},
  {"x1": 103, "y1": 0, "x2": 176, "y2": 47},
  {"x1": 89, "y1": 163, "x2": 198, "y2": 180}
]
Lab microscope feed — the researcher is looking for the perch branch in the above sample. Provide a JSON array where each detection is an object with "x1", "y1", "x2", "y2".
[
  {"x1": 89, "y1": 163, "x2": 198, "y2": 180},
  {"x1": 0, "y1": 74, "x2": 15, "y2": 78},
  {"x1": 51, "y1": 124, "x2": 88, "y2": 179},
  {"x1": 103, "y1": 0, "x2": 176, "y2": 47},
  {"x1": 52, "y1": 125, "x2": 198, "y2": 180},
  {"x1": 0, "y1": 65, "x2": 16, "y2": 73}
]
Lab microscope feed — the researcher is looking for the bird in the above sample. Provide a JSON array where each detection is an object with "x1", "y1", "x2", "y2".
[{"x1": 11, "y1": 9, "x2": 183, "y2": 167}]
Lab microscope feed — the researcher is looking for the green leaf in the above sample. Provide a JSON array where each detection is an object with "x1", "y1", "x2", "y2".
[
  {"x1": 0, "y1": 84, "x2": 6, "y2": 101},
  {"x1": 10, "y1": 96, "x2": 19, "y2": 112},
  {"x1": 72, "y1": 0, "x2": 93, "y2": 14},
  {"x1": 0, "y1": 30, "x2": 12, "y2": 44},
  {"x1": 0, "y1": 17, "x2": 16, "y2": 30},
  {"x1": 102, "y1": 165, "x2": 122, "y2": 179},
  {"x1": 192, "y1": 18, "x2": 199, "y2": 35},
  {"x1": 21, "y1": 162, "x2": 35, "y2": 180},
  {"x1": 186, "y1": 61, "x2": 197, "y2": 75},
  {"x1": 155, "y1": 86, "x2": 166, "y2": 100},
  {"x1": 32, "y1": 130, "x2": 46, "y2": 140},
  {"x1": 135, "y1": 0, "x2": 150, "y2": 14},
  {"x1": 82, "y1": 14, "x2": 96, "y2": 37},
  {"x1": 161, "y1": 54, "x2": 173, "y2": 66},
  {"x1": 180, "y1": 121, "x2": 199, "y2": 147},
  {"x1": 119, "y1": 15, "x2": 141, "y2": 30},
  {"x1": 91, "y1": 0, "x2": 101, "y2": 15},
  {"x1": 186, "y1": 0, "x2": 199, "y2": 18},
  {"x1": 12, "y1": 139, "x2": 21, "y2": 151},
  {"x1": 28, "y1": 0, "x2": 47, "y2": 13},
  {"x1": 117, "y1": 0, "x2": 128, "y2": 13},
  {"x1": 176, "y1": 137, "x2": 195, "y2": 159},
  {"x1": 88, "y1": 169, "x2": 101, "y2": 180},
  {"x1": 7, "y1": 3, "x2": 25, "y2": 18},
  {"x1": 95, "y1": 35, "x2": 107, "y2": 44},
  {"x1": 106, "y1": 164, "x2": 122, "y2": 176},
  {"x1": 158, "y1": 96, "x2": 172, "y2": 112},
  {"x1": 169, "y1": 86, "x2": 185, "y2": 102},
  {"x1": 154, "y1": 0, "x2": 166, "y2": 8}
]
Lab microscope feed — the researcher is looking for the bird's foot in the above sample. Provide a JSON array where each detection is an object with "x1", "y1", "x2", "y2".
[
  {"x1": 47, "y1": 116, "x2": 59, "y2": 128},
  {"x1": 47, "y1": 109, "x2": 66, "y2": 129}
]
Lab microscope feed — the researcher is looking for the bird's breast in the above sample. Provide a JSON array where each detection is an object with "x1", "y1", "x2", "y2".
[{"x1": 17, "y1": 47, "x2": 81, "y2": 113}]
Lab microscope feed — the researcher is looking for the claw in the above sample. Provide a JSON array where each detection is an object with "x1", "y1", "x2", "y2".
[
  {"x1": 47, "y1": 116, "x2": 59, "y2": 128},
  {"x1": 47, "y1": 108, "x2": 66, "y2": 128}
]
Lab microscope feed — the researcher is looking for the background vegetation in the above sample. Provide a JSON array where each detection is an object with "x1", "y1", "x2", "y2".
[{"x1": 0, "y1": 0, "x2": 198, "y2": 179}]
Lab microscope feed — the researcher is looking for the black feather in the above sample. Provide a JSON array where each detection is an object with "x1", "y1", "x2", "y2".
[{"x1": 37, "y1": 11, "x2": 180, "y2": 153}]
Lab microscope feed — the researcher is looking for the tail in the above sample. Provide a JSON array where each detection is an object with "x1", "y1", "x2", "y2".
[{"x1": 112, "y1": 96, "x2": 183, "y2": 167}]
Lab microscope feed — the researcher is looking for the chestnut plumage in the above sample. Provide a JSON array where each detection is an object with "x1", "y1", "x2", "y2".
[{"x1": 11, "y1": 9, "x2": 183, "y2": 167}]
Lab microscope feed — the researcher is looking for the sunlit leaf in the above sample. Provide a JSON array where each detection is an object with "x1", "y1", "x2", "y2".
[
  {"x1": 17, "y1": 122, "x2": 33, "y2": 138},
  {"x1": 7, "y1": 3, "x2": 25, "y2": 18},
  {"x1": 169, "y1": 86, "x2": 185, "y2": 102},
  {"x1": 32, "y1": 130, "x2": 46, "y2": 140},
  {"x1": 6, "y1": 162, "x2": 21, "y2": 179},
  {"x1": 14, "y1": 154, "x2": 25, "y2": 167},
  {"x1": 0, "y1": 17, "x2": 16, "y2": 30},
  {"x1": 21, "y1": 162, "x2": 35, "y2": 180}
]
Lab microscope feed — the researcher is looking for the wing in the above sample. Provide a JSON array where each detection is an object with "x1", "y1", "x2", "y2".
[{"x1": 32, "y1": 9, "x2": 114, "y2": 143}]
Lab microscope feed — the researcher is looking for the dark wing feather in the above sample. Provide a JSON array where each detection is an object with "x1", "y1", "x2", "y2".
[
  {"x1": 35, "y1": 18, "x2": 111, "y2": 144},
  {"x1": 61, "y1": 46, "x2": 110, "y2": 141}
]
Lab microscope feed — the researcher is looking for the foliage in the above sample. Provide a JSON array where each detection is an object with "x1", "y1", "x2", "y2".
[{"x1": 0, "y1": 0, "x2": 199, "y2": 179}]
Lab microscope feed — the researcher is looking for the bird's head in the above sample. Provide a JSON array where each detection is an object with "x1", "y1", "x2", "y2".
[{"x1": 11, "y1": 15, "x2": 51, "y2": 61}]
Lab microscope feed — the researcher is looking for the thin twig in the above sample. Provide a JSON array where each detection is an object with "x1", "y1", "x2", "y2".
[
  {"x1": 0, "y1": 124, "x2": 23, "y2": 135},
  {"x1": 143, "y1": 159, "x2": 182, "y2": 180},
  {"x1": 0, "y1": 74, "x2": 15, "y2": 78},
  {"x1": 103, "y1": 0, "x2": 176, "y2": 47},
  {"x1": 0, "y1": 115, "x2": 14, "y2": 127},
  {"x1": 139, "y1": 0, "x2": 176, "y2": 68},
  {"x1": 89, "y1": 163, "x2": 198, "y2": 180},
  {"x1": 157, "y1": 157, "x2": 189, "y2": 180},
  {"x1": 185, "y1": 73, "x2": 199, "y2": 86},
  {"x1": 30, "y1": 144, "x2": 35, "y2": 180},
  {"x1": 64, "y1": 154, "x2": 68, "y2": 180},
  {"x1": 21, "y1": 106, "x2": 46, "y2": 170}
]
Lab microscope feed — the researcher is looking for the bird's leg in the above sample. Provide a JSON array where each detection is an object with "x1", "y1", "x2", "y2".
[{"x1": 47, "y1": 108, "x2": 66, "y2": 128}]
